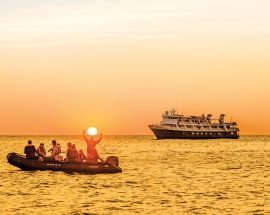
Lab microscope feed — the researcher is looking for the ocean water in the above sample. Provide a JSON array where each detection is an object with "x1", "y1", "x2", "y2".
[{"x1": 0, "y1": 135, "x2": 269, "y2": 214}]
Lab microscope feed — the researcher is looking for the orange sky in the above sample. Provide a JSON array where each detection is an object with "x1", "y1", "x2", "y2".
[{"x1": 0, "y1": 0, "x2": 269, "y2": 135}]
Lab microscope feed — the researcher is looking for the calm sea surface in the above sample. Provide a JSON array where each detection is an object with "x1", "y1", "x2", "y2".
[{"x1": 0, "y1": 135, "x2": 269, "y2": 214}]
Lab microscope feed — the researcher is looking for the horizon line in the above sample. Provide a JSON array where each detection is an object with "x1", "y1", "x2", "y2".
[{"x1": 0, "y1": 134, "x2": 269, "y2": 136}]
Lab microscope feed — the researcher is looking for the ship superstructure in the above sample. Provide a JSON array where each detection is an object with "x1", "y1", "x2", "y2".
[{"x1": 148, "y1": 109, "x2": 239, "y2": 139}]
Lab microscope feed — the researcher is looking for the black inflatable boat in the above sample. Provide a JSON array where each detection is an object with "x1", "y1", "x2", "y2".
[{"x1": 7, "y1": 153, "x2": 122, "y2": 174}]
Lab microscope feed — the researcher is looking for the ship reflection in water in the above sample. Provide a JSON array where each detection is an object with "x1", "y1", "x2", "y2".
[
  {"x1": 149, "y1": 109, "x2": 239, "y2": 139},
  {"x1": 0, "y1": 135, "x2": 268, "y2": 214}
]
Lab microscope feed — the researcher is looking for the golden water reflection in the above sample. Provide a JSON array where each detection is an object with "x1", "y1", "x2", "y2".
[{"x1": 0, "y1": 136, "x2": 268, "y2": 214}]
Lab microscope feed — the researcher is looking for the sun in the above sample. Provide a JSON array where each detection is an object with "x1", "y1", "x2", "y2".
[{"x1": 87, "y1": 127, "x2": 97, "y2": 136}]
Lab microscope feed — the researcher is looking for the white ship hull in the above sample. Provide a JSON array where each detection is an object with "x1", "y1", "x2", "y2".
[{"x1": 148, "y1": 125, "x2": 239, "y2": 139}]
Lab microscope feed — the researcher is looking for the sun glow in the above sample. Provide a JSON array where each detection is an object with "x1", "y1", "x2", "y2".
[{"x1": 87, "y1": 127, "x2": 97, "y2": 136}]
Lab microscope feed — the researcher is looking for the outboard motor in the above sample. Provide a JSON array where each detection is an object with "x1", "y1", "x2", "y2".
[{"x1": 106, "y1": 156, "x2": 119, "y2": 166}]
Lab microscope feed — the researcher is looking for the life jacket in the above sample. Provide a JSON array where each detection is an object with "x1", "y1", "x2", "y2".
[
  {"x1": 78, "y1": 151, "x2": 86, "y2": 162},
  {"x1": 69, "y1": 148, "x2": 78, "y2": 161},
  {"x1": 87, "y1": 148, "x2": 98, "y2": 162},
  {"x1": 56, "y1": 145, "x2": 61, "y2": 154},
  {"x1": 37, "y1": 146, "x2": 46, "y2": 157},
  {"x1": 51, "y1": 146, "x2": 58, "y2": 157},
  {"x1": 87, "y1": 143, "x2": 95, "y2": 155}
]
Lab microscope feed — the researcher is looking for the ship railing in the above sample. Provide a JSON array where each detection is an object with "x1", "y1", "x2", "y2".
[
  {"x1": 178, "y1": 122, "x2": 194, "y2": 125},
  {"x1": 178, "y1": 122, "x2": 211, "y2": 125}
]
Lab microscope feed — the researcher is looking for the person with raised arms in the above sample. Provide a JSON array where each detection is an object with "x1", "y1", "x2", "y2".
[{"x1": 83, "y1": 128, "x2": 103, "y2": 162}]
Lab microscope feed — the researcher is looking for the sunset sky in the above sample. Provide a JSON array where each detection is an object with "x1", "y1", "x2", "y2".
[{"x1": 0, "y1": 0, "x2": 269, "y2": 135}]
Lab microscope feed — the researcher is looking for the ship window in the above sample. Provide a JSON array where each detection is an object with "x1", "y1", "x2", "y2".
[
  {"x1": 196, "y1": 132, "x2": 199, "y2": 135},
  {"x1": 192, "y1": 132, "x2": 195, "y2": 135},
  {"x1": 231, "y1": 132, "x2": 234, "y2": 135},
  {"x1": 210, "y1": 133, "x2": 212, "y2": 135}
]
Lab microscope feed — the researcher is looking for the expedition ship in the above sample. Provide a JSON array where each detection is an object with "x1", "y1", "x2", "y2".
[{"x1": 148, "y1": 109, "x2": 239, "y2": 139}]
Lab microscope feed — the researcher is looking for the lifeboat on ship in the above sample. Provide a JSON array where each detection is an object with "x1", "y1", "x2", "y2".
[{"x1": 7, "y1": 153, "x2": 122, "y2": 174}]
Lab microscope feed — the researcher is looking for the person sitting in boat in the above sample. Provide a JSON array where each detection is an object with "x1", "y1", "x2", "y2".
[
  {"x1": 77, "y1": 149, "x2": 86, "y2": 162},
  {"x1": 37, "y1": 143, "x2": 46, "y2": 159},
  {"x1": 66, "y1": 142, "x2": 72, "y2": 160},
  {"x1": 49, "y1": 140, "x2": 62, "y2": 161},
  {"x1": 24, "y1": 140, "x2": 38, "y2": 160},
  {"x1": 56, "y1": 143, "x2": 63, "y2": 161},
  {"x1": 68, "y1": 144, "x2": 79, "y2": 162},
  {"x1": 57, "y1": 143, "x2": 61, "y2": 153},
  {"x1": 83, "y1": 130, "x2": 103, "y2": 162}
]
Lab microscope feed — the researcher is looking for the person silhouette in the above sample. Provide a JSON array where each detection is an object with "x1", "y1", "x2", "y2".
[{"x1": 83, "y1": 129, "x2": 103, "y2": 162}]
